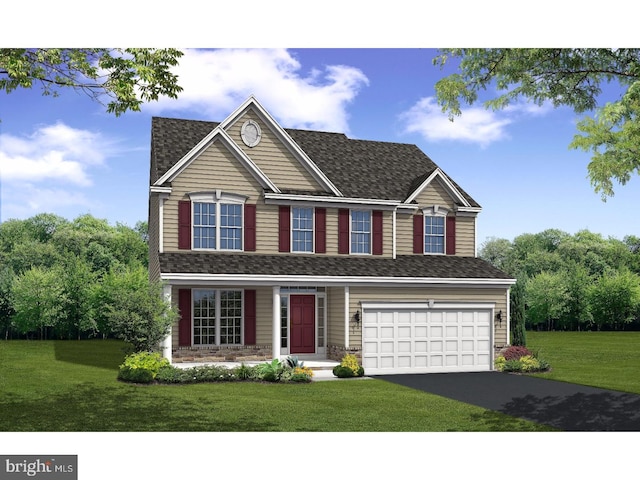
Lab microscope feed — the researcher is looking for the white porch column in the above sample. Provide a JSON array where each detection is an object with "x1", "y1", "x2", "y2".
[
  {"x1": 272, "y1": 286, "x2": 281, "y2": 360},
  {"x1": 344, "y1": 286, "x2": 350, "y2": 349},
  {"x1": 161, "y1": 284, "x2": 173, "y2": 363},
  {"x1": 506, "y1": 287, "x2": 511, "y2": 346}
]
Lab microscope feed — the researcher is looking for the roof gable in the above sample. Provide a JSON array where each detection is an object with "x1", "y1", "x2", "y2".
[
  {"x1": 223, "y1": 108, "x2": 331, "y2": 194},
  {"x1": 219, "y1": 96, "x2": 342, "y2": 196},
  {"x1": 150, "y1": 96, "x2": 480, "y2": 207},
  {"x1": 405, "y1": 168, "x2": 474, "y2": 208},
  {"x1": 153, "y1": 124, "x2": 280, "y2": 192}
]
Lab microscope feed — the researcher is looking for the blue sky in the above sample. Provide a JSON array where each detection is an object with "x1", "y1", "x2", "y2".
[{"x1": 1, "y1": 47, "x2": 638, "y2": 246}]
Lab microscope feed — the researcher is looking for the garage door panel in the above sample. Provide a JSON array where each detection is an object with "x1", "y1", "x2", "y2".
[
  {"x1": 362, "y1": 306, "x2": 493, "y2": 374},
  {"x1": 415, "y1": 341, "x2": 427, "y2": 353},
  {"x1": 398, "y1": 326, "x2": 411, "y2": 338}
]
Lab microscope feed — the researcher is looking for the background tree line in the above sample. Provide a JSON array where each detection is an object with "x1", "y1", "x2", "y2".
[
  {"x1": 480, "y1": 229, "x2": 640, "y2": 333},
  {"x1": 0, "y1": 213, "x2": 174, "y2": 350}
]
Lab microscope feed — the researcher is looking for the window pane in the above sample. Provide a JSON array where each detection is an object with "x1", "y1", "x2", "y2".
[
  {"x1": 193, "y1": 290, "x2": 215, "y2": 345},
  {"x1": 220, "y1": 291, "x2": 242, "y2": 345},
  {"x1": 292, "y1": 207, "x2": 313, "y2": 252},
  {"x1": 220, "y1": 204, "x2": 242, "y2": 250},
  {"x1": 351, "y1": 210, "x2": 371, "y2": 254},
  {"x1": 281, "y1": 296, "x2": 288, "y2": 348},
  {"x1": 193, "y1": 203, "x2": 216, "y2": 249},
  {"x1": 424, "y1": 216, "x2": 445, "y2": 254}
]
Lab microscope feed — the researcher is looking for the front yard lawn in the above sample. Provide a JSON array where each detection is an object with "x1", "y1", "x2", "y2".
[
  {"x1": 526, "y1": 331, "x2": 640, "y2": 394},
  {"x1": 0, "y1": 340, "x2": 550, "y2": 432}
]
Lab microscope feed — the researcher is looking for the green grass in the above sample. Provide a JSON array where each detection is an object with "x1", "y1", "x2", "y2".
[
  {"x1": 0, "y1": 340, "x2": 550, "y2": 432},
  {"x1": 527, "y1": 331, "x2": 640, "y2": 394}
]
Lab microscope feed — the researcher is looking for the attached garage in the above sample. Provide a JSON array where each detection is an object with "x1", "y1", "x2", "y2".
[{"x1": 361, "y1": 302, "x2": 494, "y2": 375}]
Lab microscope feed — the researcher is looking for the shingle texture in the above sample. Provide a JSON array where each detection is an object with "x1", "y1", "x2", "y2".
[
  {"x1": 159, "y1": 253, "x2": 512, "y2": 280},
  {"x1": 150, "y1": 116, "x2": 480, "y2": 206}
]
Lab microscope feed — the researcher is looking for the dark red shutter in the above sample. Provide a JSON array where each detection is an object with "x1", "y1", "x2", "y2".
[
  {"x1": 178, "y1": 289, "x2": 192, "y2": 347},
  {"x1": 244, "y1": 289, "x2": 257, "y2": 345},
  {"x1": 178, "y1": 200, "x2": 191, "y2": 250},
  {"x1": 372, "y1": 210, "x2": 383, "y2": 255},
  {"x1": 446, "y1": 216, "x2": 456, "y2": 255},
  {"x1": 315, "y1": 207, "x2": 326, "y2": 254},
  {"x1": 244, "y1": 204, "x2": 256, "y2": 252},
  {"x1": 413, "y1": 214, "x2": 424, "y2": 254},
  {"x1": 338, "y1": 209, "x2": 349, "y2": 254},
  {"x1": 278, "y1": 206, "x2": 290, "y2": 252}
]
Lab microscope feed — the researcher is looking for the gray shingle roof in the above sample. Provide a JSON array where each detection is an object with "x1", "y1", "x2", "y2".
[
  {"x1": 150, "y1": 116, "x2": 480, "y2": 206},
  {"x1": 159, "y1": 253, "x2": 512, "y2": 280}
]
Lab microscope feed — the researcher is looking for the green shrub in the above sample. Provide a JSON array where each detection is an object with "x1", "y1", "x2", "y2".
[
  {"x1": 333, "y1": 354, "x2": 364, "y2": 378},
  {"x1": 234, "y1": 363, "x2": 257, "y2": 381},
  {"x1": 256, "y1": 359, "x2": 284, "y2": 382},
  {"x1": 495, "y1": 352, "x2": 550, "y2": 373},
  {"x1": 117, "y1": 365, "x2": 155, "y2": 384},
  {"x1": 155, "y1": 365, "x2": 189, "y2": 383},
  {"x1": 289, "y1": 372, "x2": 312, "y2": 383},
  {"x1": 332, "y1": 364, "x2": 365, "y2": 378},
  {"x1": 118, "y1": 351, "x2": 169, "y2": 383}
]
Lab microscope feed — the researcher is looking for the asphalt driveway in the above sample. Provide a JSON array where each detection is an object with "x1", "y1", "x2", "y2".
[{"x1": 374, "y1": 372, "x2": 640, "y2": 431}]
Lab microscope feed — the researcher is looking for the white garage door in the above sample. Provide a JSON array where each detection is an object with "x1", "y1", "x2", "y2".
[{"x1": 362, "y1": 303, "x2": 493, "y2": 375}]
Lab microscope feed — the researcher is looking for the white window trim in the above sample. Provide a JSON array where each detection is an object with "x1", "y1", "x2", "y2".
[
  {"x1": 423, "y1": 205, "x2": 447, "y2": 256},
  {"x1": 190, "y1": 191, "x2": 247, "y2": 252},
  {"x1": 291, "y1": 206, "x2": 315, "y2": 254},
  {"x1": 240, "y1": 119, "x2": 262, "y2": 147},
  {"x1": 350, "y1": 209, "x2": 372, "y2": 255},
  {"x1": 192, "y1": 288, "x2": 244, "y2": 347}
]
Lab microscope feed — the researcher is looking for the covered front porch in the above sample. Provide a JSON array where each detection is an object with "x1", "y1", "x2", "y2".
[{"x1": 160, "y1": 283, "x2": 362, "y2": 364}]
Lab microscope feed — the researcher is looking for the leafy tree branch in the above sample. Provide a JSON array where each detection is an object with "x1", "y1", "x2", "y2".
[{"x1": 0, "y1": 48, "x2": 183, "y2": 115}]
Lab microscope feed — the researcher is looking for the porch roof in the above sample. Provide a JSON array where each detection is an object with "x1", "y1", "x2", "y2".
[{"x1": 159, "y1": 252, "x2": 513, "y2": 280}]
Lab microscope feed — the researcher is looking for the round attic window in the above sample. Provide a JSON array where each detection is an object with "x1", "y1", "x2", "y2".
[{"x1": 241, "y1": 120, "x2": 261, "y2": 147}]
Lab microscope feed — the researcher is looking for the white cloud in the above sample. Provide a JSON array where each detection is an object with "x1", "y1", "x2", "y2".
[
  {"x1": 1, "y1": 183, "x2": 94, "y2": 219},
  {"x1": 399, "y1": 97, "x2": 513, "y2": 148},
  {"x1": 142, "y1": 49, "x2": 369, "y2": 133},
  {"x1": 0, "y1": 122, "x2": 110, "y2": 186}
]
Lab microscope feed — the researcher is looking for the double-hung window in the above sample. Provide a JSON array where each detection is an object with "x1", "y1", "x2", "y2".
[
  {"x1": 292, "y1": 207, "x2": 314, "y2": 252},
  {"x1": 351, "y1": 210, "x2": 371, "y2": 254},
  {"x1": 424, "y1": 215, "x2": 445, "y2": 254},
  {"x1": 193, "y1": 203, "x2": 217, "y2": 249},
  {"x1": 193, "y1": 289, "x2": 243, "y2": 346},
  {"x1": 191, "y1": 192, "x2": 245, "y2": 251}
]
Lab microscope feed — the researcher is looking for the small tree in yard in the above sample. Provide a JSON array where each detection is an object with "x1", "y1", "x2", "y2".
[
  {"x1": 96, "y1": 265, "x2": 176, "y2": 352},
  {"x1": 588, "y1": 269, "x2": 640, "y2": 330},
  {"x1": 12, "y1": 266, "x2": 66, "y2": 339},
  {"x1": 510, "y1": 279, "x2": 526, "y2": 346}
]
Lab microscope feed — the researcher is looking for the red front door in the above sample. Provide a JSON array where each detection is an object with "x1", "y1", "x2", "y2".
[{"x1": 290, "y1": 295, "x2": 315, "y2": 354}]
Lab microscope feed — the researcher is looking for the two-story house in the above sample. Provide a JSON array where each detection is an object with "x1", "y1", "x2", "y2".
[{"x1": 148, "y1": 96, "x2": 515, "y2": 375}]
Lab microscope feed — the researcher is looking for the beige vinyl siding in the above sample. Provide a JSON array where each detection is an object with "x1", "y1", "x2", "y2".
[
  {"x1": 255, "y1": 204, "x2": 280, "y2": 254},
  {"x1": 226, "y1": 111, "x2": 325, "y2": 192},
  {"x1": 163, "y1": 140, "x2": 264, "y2": 251},
  {"x1": 148, "y1": 194, "x2": 161, "y2": 282},
  {"x1": 455, "y1": 215, "x2": 476, "y2": 257},
  {"x1": 348, "y1": 286, "x2": 509, "y2": 348},
  {"x1": 255, "y1": 286, "x2": 273, "y2": 345},
  {"x1": 395, "y1": 211, "x2": 415, "y2": 256},
  {"x1": 325, "y1": 208, "x2": 339, "y2": 255},
  {"x1": 413, "y1": 177, "x2": 458, "y2": 209},
  {"x1": 326, "y1": 287, "x2": 346, "y2": 346}
]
